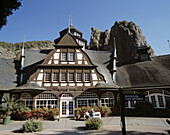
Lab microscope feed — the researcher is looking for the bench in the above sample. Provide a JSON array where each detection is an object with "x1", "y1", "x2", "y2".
[
  {"x1": 93, "y1": 112, "x2": 101, "y2": 119},
  {"x1": 84, "y1": 112, "x2": 101, "y2": 120}
]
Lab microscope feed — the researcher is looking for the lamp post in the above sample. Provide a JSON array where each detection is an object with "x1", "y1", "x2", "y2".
[{"x1": 119, "y1": 87, "x2": 126, "y2": 135}]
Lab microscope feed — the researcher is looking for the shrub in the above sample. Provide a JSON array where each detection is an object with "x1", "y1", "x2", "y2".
[
  {"x1": 100, "y1": 105, "x2": 112, "y2": 117},
  {"x1": 12, "y1": 107, "x2": 60, "y2": 120},
  {"x1": 22, "y1": 120, "x2": 43, "y2": 132},
  {"x1": 12, "y1": 106, "x2": 32, "y2": 120},
  {"x1": 49, "y1": 108, "x2": 60, "y2": 116},
  {"x1": 85, "y1": 118, "x2": 103, "y2": 130}
]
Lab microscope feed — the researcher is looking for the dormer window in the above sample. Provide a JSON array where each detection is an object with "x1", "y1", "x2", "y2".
[
  {"x1": 74, "y1": 32, "x2": 81, "y2": 37},
  {"x1": 69, "y1": 52, "x2": 75, "y2": 61},
  {"x1": 61, "y1": 52, "x2": 67, "y2": 61}
]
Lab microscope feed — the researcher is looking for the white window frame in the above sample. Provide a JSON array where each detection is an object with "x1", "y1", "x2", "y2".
[
  {"x1": 77, "y1": 92, "x2": 99, "y2": 107},
  {"x1": 101, "y1": 92, "x2": 114, "y2": 107},
  {"x1": 35, "y1": 93, "x2": 58, "y2": 108},
  {"x1": 145, "y1": 90, "x2": 170, "y2": 109},
  {"x1": 61, "y1": 52, "x2": 67, "y2": 61},
  {"x1": 125, "y1": 100, "x2": 137, "y2": 109},
  {"x1": 69, "y1": 52, "x2": 75, "y2": 61}
]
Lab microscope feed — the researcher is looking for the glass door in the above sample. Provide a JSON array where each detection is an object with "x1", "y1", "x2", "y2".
[
  {"x1": 69, "y1": 101, "x2": 74, "y2": 115},
  {"x1": 62, "y1": 101, "x2": 67, "y2": 115},
  {"x1": 60, "y1": 100, "x2": 75, "y2": 117}
]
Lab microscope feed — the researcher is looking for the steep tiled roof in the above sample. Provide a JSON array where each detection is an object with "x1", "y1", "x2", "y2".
[
  {"x1": 0, "y1": 58, "x2": 16, "y2": 90},
  {"x1": 24, "y1": 49, "x2": 50, "y2": 67},
  {"x1": 84, "y1": 50, "x2": 114, "y2": 86},
  {"x1": 116, "y1": 54, "x2": 170, "y2": 87}
]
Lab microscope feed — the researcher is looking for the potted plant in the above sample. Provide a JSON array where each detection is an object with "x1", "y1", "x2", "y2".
[{"x1": 0, "y1": 95, "x2": 20, "y2": 124}]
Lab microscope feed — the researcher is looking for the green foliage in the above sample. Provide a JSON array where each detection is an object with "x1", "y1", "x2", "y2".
[
  {"x1": 12, "y1": 106, "x2": 32, "y2": 120},
  {"x1": 0, "y1": 95, "x2": 21, "y2": 116},
  {"x1": 22, "y1": 120, "x2": 43, "y2": 132},
  {"x1": 100, "y1": 105, "x2": 112, "y2": 117},
  {"x1": 12, "y1": 107, "x2": 60, "y2": 120},
  {"x1": 0, "y1": 113, "x2": 5, "y2": 119},
  {"x1": 85, "y1": 118, "x2": 103, "y2": 130},
  {"x1": 49, "y1": 107, "x2": 60, "y2": 116}
]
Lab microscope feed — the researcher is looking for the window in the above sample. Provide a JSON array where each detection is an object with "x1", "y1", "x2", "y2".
[
  {"x1": 61, "y1": 52, "x2": 67, "y2": 61},
  {"x1": 145, "y1": 90, "x2": 170, "y2": 108},
  {"x1": 85, "y1": 72, "x2": 90, "y2": 82},
  {"x1": 53, "y1": 72, "x2": 59, "y2": 81},
  {"x1": 158, "y1": 95, "x2": 164, "y2": 107},
  {"x1": 45, "y1": 72, "x2": 51, "y2": 81},
  {"x1": 35, "y1": 93, "x2": 58, "y2": 108},
  {"x1": 101, "y1": 92, "x2": 114, "y2": 107},
  {"x1": 151, "y1": 96, "x2": 157, "y2": 107},
  {"x1": 77, "y1": 92, "x2": 99, "y2": 107},
  {"x1": 77, "y1": 73, "x2": 83, "y2": 82},
  {"x1": 61, "y1": 72, "x2": 67, "y2": 82},
  {"x1": 125, "y1": 101, "x2": 138, "y2": 108},
  {"x1": 20, "y1": 93, "x2": 33, "y2": 108},
  {"x1": 69, "y1": 73, "x2": 75, "y2": 81},
  {"x1": 69, "y1": 52, "x2": 75, "y2": 61}
]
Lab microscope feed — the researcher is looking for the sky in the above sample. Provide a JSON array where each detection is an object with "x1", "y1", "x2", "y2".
[{"x1": 0, "y1": 0, "x2": 170, "y2": 56}]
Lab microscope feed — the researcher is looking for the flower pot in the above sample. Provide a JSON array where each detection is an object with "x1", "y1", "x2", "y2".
[{"x1": 3, "y1": 116, "x2": 11, "y2": 125}]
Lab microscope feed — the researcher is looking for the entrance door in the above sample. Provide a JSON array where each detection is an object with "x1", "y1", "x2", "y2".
[
  {"x1": 60, "y1": 93, "x2": 75, "y2": 117},
  {"x1": 61, "y1": 100, "x2": 74, "y2": 117}
]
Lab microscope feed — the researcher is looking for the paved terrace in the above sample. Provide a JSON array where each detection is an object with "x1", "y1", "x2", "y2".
[{"x1": 0, "y1": 117, "x2": 169, "y2": 135}]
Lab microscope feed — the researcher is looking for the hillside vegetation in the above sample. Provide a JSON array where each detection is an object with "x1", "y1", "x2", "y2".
[{"x1": 0, "y1": 40, "x2": 54, "y2": 59}]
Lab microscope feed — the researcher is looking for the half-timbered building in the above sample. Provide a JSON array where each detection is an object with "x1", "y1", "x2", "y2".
[{"x1": 1, "y1": 24, "x2": 170, "y2": 117}]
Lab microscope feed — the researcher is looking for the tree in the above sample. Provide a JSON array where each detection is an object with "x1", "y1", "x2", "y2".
[
  {"x1": 0, "y1": 0, "x2": 22, "y2": 30},
  {"x1": 0, "y1": 95, "x2": 21, "y2": 116}
]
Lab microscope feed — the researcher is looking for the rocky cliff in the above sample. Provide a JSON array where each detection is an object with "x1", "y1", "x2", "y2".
[
  {"x1": 89, "y1": 27, "x2": 110, "y2": 50},
  {"x1": 89, "y1": 20, "x2": 155, "y2": 66},
  {"x1": 0, "y1": 46, "x2": 16, "y2": 59},
  {"x1": 0, "y1": 41, "x2": 54, "y2": 59}
]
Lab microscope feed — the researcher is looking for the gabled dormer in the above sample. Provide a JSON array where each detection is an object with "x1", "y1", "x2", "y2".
[
  {"x1": 54, "y1": 25, "x2": 87, "y2": 50},
  {"x1": 29, "y1": 31, "x2": 105, "y2": 91},
  {"x1": 137, "y1": 46, "x2": 151, "y2": 62},
  {"x1": 60, "y1": 25, "x2": 83, "y2": 38}
]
